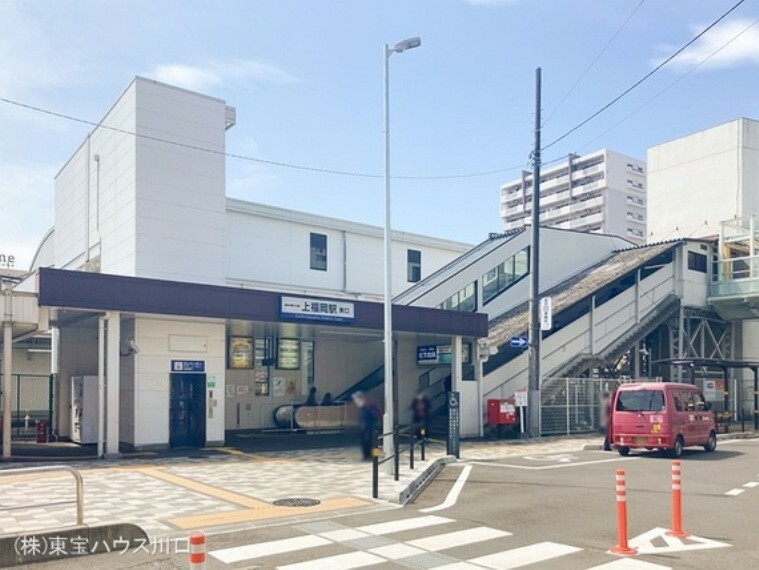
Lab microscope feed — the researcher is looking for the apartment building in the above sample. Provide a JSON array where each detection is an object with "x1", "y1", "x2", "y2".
[{"x1": 500, "y1": 149, "x2": 647, "y2": 244}]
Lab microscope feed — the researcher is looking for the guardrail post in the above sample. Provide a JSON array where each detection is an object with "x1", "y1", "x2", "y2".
[
  {"x1": 372, "y1": 430, "x2": 379, "y2": 499},
  {"x1": 409, "y1": 432, "x2": 415, "y2": 470},
  {"x1": 610, "y1": 469, "x2": 636, "y2": 556},
  {"x1": 666, "y1": 460, "x2": 689, "y2": 538},
  {"x1": 0, "y1": 465, "x2": 84, "y2": 526},
  {"x1": 393, "y1": 428, "x2": 399, "y2": 481}
]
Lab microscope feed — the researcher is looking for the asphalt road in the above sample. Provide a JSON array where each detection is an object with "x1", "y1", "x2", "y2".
[{"x1": 21, "y1": 437, "x2": 759, "y2": 569}]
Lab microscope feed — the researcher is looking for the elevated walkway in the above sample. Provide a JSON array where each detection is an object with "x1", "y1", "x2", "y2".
[{"x1": 481, "y1": 242, "x2": 680, "y2": 398}]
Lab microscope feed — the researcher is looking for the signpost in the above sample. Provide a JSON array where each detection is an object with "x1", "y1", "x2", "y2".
[
  {"x1": 510, "y1": 336, "x2": 529, "y2": 349},
  {"x1": 540, "y1": 297, "x2": 553, "y2": 331},
  {"x1": 515, "y1": 387, "x2": 528, "y2": 434},
  {"x1": 447, "y1": 391, "x2": 460, "y2": 458}
]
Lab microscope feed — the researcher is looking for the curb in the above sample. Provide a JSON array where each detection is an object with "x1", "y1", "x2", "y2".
[
  {"x1": 582, "y1": 432, "x2": 758, "y2": 452},
  {"x1": 393, "y1": 455, "x2": 456, "y2": 505},
  {"x1": 0, "y1": 523, "x2": 148, "y2": 567}
]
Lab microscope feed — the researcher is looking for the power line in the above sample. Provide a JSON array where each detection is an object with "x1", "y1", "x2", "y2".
[
  {"x1": 0, "y1": 95, "x2": 537, "y2": 181},
  {"x1": 543, "y1": 0, "x2": 747, "y2": 151},
  {"x1": 543, "y1": 0, "x2": 645, "y2": 126},
  {"x1": 576, "y1": 16, "x2": 759, "y2": 153}
]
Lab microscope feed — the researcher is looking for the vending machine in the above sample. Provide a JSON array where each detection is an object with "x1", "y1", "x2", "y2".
[{"x1": 71, "y1": 376, "x2": 99, "y2": 444}]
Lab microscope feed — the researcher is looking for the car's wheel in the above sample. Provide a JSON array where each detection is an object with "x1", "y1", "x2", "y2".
[
  {"x1": 618, "y1": 446, "x2": 630, "y2": 456},
  {"x1": 670, "y1": 435, "x2": 684, "y2": 458},
  {"x1": 704, "y1": 431, "x2": 717, "y2": 452}
]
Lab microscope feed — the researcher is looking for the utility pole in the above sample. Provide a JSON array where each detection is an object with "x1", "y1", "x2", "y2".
[{"x1": 528, "y1": 67, "x2": 542, "y2": 439}]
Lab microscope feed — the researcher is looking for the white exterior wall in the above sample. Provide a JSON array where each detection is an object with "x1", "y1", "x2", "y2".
[
  {"x1": 133, "y1": 80, "x2": 227, "y2": 285},
  {"x1": 127, "y1": 317, "x2": 226, "y2": 449},
  {"x1": 55, "y1": 82, "x2": 138, "y2": 274},
  {"x1": 648, "y1": 118, "x2": 759, "y2": 242},
  {"x1": 53, "y1": 77, "x2": 229, "y2": 284},
  {"x1": 225, "y1": 201, "x2": 470, "y2": 298}
]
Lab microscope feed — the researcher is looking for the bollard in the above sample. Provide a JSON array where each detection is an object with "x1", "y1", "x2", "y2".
[
  {"x1": 610, "y1": 469, "x2": 637, "y2": 556},
  {"x1": 666, "y1": 461, "x2": 690, "y2": 538},
  {"x1": 393, "y1": 429, "x2": 400, "y2": 482},
  {"x1": 421, "y1": 429, "x2": 426, "y2": 461},
  {"x1": 189, "y1": 532, "x2": 206, "y2": 569},
  {"x1": 371, "y1": 430, "x2": 380, "y2": 499}
]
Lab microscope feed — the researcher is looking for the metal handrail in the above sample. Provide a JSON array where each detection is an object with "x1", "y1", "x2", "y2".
[
  {"x1": 371, "y1": 423, "x2": 427, "y2": 498},
  {"x1": 0, "y1": 465, "x2": 84, "y2": 525}
]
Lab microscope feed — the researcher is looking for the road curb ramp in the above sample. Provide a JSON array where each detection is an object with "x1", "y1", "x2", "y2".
[
  {"x1": 395, "y1": 456, "x2": 456, "y2": 505},
  {"x1": 0, "y1": 522, "x2": 148, "y2": 567}
]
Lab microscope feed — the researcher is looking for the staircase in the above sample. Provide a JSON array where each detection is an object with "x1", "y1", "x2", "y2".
[{"x1": 482, "y1": 260, "x2": 679, "y2": 399}]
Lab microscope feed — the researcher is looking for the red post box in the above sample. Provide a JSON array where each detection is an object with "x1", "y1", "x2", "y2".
[
  {"x1": 487, "y1": 399, "x2": 517, "y2": 425},
  {"x1": 36, "y1": 420, "x2": 49, "y2": 443}
]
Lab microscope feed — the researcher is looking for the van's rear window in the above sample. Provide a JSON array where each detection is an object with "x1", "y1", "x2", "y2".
[{"x1": 616, "y1": 390, "x2": 665, "y2": 412}]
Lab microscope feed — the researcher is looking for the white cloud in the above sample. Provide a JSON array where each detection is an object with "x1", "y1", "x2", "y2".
[
  {"x1": 653, "y1": 18, "x2": 759, "y2": 70},
  {"x1": 146, "y1": 59, "x2": 297, "y2": 92},
  {"x1": 0, "y1": 161, "x2": 56, "y2": 270}
]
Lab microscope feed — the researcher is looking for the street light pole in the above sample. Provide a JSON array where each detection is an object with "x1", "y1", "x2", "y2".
[{"x1": 383, "y1": 37, "x2": 421, "y2": 469}]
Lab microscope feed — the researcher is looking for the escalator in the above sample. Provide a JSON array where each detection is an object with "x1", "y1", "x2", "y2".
[{"x1": 273, "y1": 366, "x2": 385, "y2": 429}]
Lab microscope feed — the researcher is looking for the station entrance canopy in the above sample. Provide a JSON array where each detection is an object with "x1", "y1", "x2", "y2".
[{"x1": 37, "y1": 268, "x2": 488, "y2": 338}]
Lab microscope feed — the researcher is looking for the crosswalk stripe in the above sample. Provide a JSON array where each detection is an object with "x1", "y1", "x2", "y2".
[
  {"x1": 209, "y1": 535, "x2": 330, "y2": 564},
  {"x1": 406, "y1": 527, "x2": 512, "y2": 552},
  {"x1": 588, "y1": 559, "x2": 671, "y2": 569},
  {"x1": 276, "y1": 551, "x2": 385, "y2": 570},
  {"x1": 467, "y1": 541, "x2": 582, "y2": 569},
  {"x1": 355, "y1": 515, "x2": 455, "y2": 535}
]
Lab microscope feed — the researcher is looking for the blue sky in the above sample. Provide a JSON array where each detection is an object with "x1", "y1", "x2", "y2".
[{"x1": 2, "y1": 0, "x2": 759, "y2": 267}]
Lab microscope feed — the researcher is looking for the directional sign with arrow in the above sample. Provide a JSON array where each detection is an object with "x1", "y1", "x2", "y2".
[{"x1": 510, "y1": 336, "x2": 528, "y2": 349}]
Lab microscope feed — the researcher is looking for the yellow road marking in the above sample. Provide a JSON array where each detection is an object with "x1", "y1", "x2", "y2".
[
  {"x1": 169, "y1": 497, "x2": 370, "y2": 529},
  {"x1": 136, "y1": 467, "x2": 270, "y2": 509}
]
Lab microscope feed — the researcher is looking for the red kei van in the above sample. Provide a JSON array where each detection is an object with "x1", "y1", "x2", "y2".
[{"x1": 610, "y1": 382, "x2": 717, "y2": 458}]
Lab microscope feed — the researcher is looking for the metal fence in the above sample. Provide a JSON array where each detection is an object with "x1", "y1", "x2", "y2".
[
  {"x1": 540, "y1": 376, "x2": 756, "y2": 436},
  {"x1": 0, "y1": 374, "x2": 54, "y2": 440},
  {"x1": 540, "y1": 377, "x2": 629, "y2": 436}
]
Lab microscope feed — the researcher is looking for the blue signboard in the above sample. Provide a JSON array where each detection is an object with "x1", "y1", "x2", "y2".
[
  {"x1": 510, "y1": 336, "x2": 528, "y2": 349},
  {"x1": 417, "y1": 345, "x2": 438, "y2": 364},
  {"x1": 171, "y1": 360, "x2": 205, "y2": 373}
]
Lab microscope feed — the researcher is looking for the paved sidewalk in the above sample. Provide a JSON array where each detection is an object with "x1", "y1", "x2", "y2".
[{"x1": 0, "y1": 436, "x2": 604, "y2": 539}]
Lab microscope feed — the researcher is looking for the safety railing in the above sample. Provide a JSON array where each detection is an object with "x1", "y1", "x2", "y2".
[
  {"x1": 0, "y1": 465, "x2": 84, "y2": 525},
  {"x1": 371, "y1": 424, "x2": 427, "y2": 499}
]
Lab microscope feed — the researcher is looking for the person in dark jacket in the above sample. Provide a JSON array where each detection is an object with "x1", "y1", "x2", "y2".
[
  {"x1": 305, "y1": 386, "x2": 317, "y2": 406},
  {"x1": 411, "y1": 391, "x2": 431, "y2": 440},
  {"x1": 352, "y1": 391, "x2": 379, "y2": 461}
]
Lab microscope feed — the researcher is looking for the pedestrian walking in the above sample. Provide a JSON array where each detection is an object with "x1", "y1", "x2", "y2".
[
  {"x1": 411, "y1": 391, "x2": 431, "y2": 439},
  {"x1": 352, "y1": 391, "x2": 380, "y2": 461}
]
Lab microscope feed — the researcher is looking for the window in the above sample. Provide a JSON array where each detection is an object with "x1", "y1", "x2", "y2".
[
  {"x1": 482, "y1": 246, "x2": 530, "y2": 304},
  {"x1": 688, "y1": 251, "x2": 707, "y2": 273},
  {"x1": 310, "y1": 233, "x2": 327, "y2": 271},
  {"x1": 407, "y1": 249, "x2": 422, "y2": 282},
  {"x1": 616, "y1": 390, "x2": 665, "y2": 412},
  {"x1": 438, "y1": 282, "x2": 477, "y2": 312}
]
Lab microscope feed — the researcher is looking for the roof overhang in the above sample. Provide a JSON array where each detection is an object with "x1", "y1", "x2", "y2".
[{"x1": 37, "y1": 268, "x2": 488, "y2": 338}]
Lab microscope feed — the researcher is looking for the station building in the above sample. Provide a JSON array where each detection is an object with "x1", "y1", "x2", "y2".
[{"x1": 1, "y1": 77, "x2": 484, "y2": 455}]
